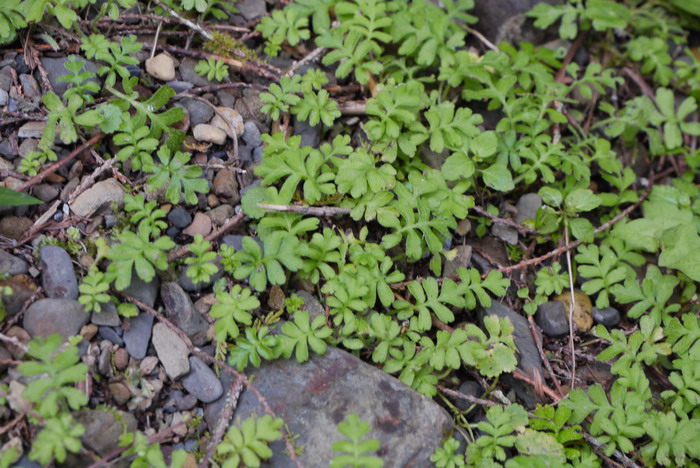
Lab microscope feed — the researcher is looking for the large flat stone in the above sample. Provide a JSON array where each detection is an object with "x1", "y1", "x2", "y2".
[
  {"x1": 217, "y1": 347, "x2": 453, "y2": 466},
  {"x1": 70, "y1": 178, "x2": 125, "y2": 218}
]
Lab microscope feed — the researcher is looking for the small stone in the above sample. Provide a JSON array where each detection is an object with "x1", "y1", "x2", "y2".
[
  {"x1": 554, "y1": 290, "x2": 594, "y2": 332},
  {"x1": 41, "y1": 56, "x2": 100, "y2": 96},
  {"x1": 80, "y1": 324, "x2": 98, "y2": 341},
  {"x1": 24, "y1": 298, "x2": 89, "y2": 339},
  {"x1": 221, "y1": 234, "x2": 245, "y2": 251},
  {"x1": 145, "y1": 53, "x2": 176, "y2": 81},
  {"x1": 295, "y1": 290, "x2": 324, "y2": 321},
  {"x1": 161, "y1": 282, "x2": 209, "y2": 344},
  {"x1": 236, "y1": 0, "x2": 266, "y2": 20},
  {"x1": 167, "y1": 80, "x2": 194, "y2": 93},
  {"x1": 206, "y1": 204, "x2": 234, "y2": 225},
  {"x1": 32, "y1": 184, "x2": 59, "y2": 202},
  {"x1": 535, "y1": 301, "x2": 569, "y2": 337},
  {"x1": 114, "y1": 347, "x2": 130, "y2": 371},
  {"x1": 168, "y1": 207, "x2": 193, "y2": 229},
  {"x1": 104, "y1": 214, "x2": 117, "y2": 228},
  {"x1": 455, "y1": 380, "x2": 484, "y2": 413},
  {"x1": 181, "y1": 98, "x2": 214, "y2": 126},
  {"x1": 70, "y1": 178, "x2": 125, "y2": 218},
  {"x1": 443, "y1": 245, "x2": 473, "y2": 277},
  {"x1": 515, "y1": 193, "x2": 542, "y2": 224},
  {"x1": 123, "y1": 272, "x2": 159, "y2": 308},
  {"x1": 40, "y1": 245, "x2": 79, "y2": 299},
  {"x1": 167, "y1": 226, "x2": 181, "y2": 238},
  {"x1": 19, "y1": 74, "x2": 40, "y2": 98},
  {"x1": 0, "y1": 88, "x2": 8, "y2": 107},
  {"x1": 0, "y1": 216, "x2": 33, "y2": 240},
  {"x1": 109, "y1": 382, "x2": 131, "y2": 405},
  {"x1": 0, "y1": 276, "x2": 36, "y2": 316},
  {"x1": 0, "y1": 139, "x2": 14, "y2": 159},
  {"x1": 18, "y1": 138, "x2": 38, "y2": 158},
  {"x1": 172, "y1": 390, "x2": 198, "y2": 411},
  {"x1": 76, "y1": 409, "x2": 137, "y2": 457},
  {"x1": 140, "y1": 356, "x2": 160, "y2": 375},
  {"x1": 0, "y1": 249, "x2": 28, "y2": 275},
  {"x1": 98, "y1": 347, "x2": 112, "y2": 376},
  {"x1": 17, "y1": 121, "x2": 46, "y2": 139},
  {"x1": 123, "y1": 313, "x2": 154, "y2": 360},
  {"x1": 182, "y1": 356, "x2": 223, "y2": 403},
  {"x1": 456, "y1": 218, "x2": 472, "y2": 237},
  {"x1": 152, "y1": 322, "x2": 191, "y2": 380},
  {"x1": 98, "y1": 326, "x2": 124, "y2": 346},
  {"x1": 211, "y1": 107, "x2": 244, "y2": 139},
  {"x1": 242, "y1": 121, "x2": 262, "y2": 148},
  {"x1": 91, "y1": 300, "x2": 121, "y2": 327},
  {"x1": 293, "y1": 117, "x2": 320, "y2": 148},
  {"x1": 183, "y1": 212, "x2": 212, "y2": 237},
  {"x1": 213, "y1": 169, "x2": 239, "y2": 204},
  {"x1": 193, "y1": 123, "x2": 226, "y2": 145},
  {"x1": 492, "y1": 223, "x2": 518, "y2": 245},
  {"x1": 207, "y1": 194, "x2": 220, "y2": 207},
  {"x1": 592, "y1": 307, "x2": 621, "y2": 328},
  {"x1": 267, "y1": 285, "x2": 285, "y2": 310},
  {"x1": 217, "y1": 90, "x2": 236, "y2": 108}
]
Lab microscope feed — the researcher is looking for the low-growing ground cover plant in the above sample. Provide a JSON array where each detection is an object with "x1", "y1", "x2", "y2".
[{"x1": 0, "y1": 0, "x2": 700, "y2": 466}]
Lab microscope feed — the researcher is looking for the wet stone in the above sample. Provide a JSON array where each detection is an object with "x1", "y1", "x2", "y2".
[
  {"x1": 535, "y1": 301, "x2": 569, "y2": 337},
  {"x1": 98, "y1": 326, "x2": 124, "y2": 347},
  {"x1": 592, "y1": 307, "x2": 621, "y2": 328},
  {"x1": 168, "y1": 207, "x2": 192, "y2": 229}
]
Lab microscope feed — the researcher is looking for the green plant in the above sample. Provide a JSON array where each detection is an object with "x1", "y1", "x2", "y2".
[
  {"x1": 277, "y1": 309, "x2": 332, "y2": 363},
  {"x1": 215, "y1": 414, "x2": 284, "y2": 467},
  {"x1": 58, "y1": 55, "x2": 100, "y2": 103},
  {"x1": 430, "y1": 437, "x2": 465, "y2": 468},
  {"x1": 210, "y1": 284, "x2": 260, "y2": 341},
  {"x1": 229, "y1": 326, "x2": 279, "y2": 371},
  {"x1": 194, "y1": 57, "x2": 229, "y2": 82},
  {"x1": 0, "y1": 187, "x2": 42, "y2": 207},
  {"x1": 230, "y1": 233, "x2": 303, "y2": 291},
  {"x1": 466, "y1": 404, "x2": 528, "y2": 464},
  {"x1": 329, "y1": 413, "x2": 384, "y2": 468},
  {"x1": 78, "y1": 269, "x2": 112, "y2": 313},
  {"x1": 184, "y1": 235, "x2": 218, "y2": 285},
  {"x1": 142, "y1": 146, "x2": 209, "y2": 204},
  {"x1": 0, "y1": 0, "x2": 26, "y2": 44},
  {"x1": 81, "y1": 34, "x2": 142, "y2": 87},
  {"x1": 257, "y1": 8, "x2": 310, "y2": 56},
  {"x1": 106, "y1": 226, "x2": 175, "y2": 290}
]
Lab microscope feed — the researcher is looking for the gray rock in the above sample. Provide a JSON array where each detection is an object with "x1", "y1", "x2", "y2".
[
  {"x1": 123, "y1": 313, "x2": 154, "y2": 360},
  {"x1": 19, "y1": 74, "x2": 40, "y2": 98},
  {"x1": 0, "y1": 346, "x2": 11, "y2": 372},
  {"x1": 213, "y1": 168, "x2": 239, "y2": 204},
  {"x1": 41, "y1": 56, "x2": 100, "y2": 96},
  {"x1": 491, "y1": 223, "x2": 519, "y2": 245},
  {"x1": 98, "y1": 326, "x2": 124, "y2": 346},
  {"x1": 242, "y1": 121, "x2": 262, "y2": 148},
  {"x1": 592, "y1": 307, "x2": 621, "y2": 328},
  {"x1": 0, "y1": 66, "x2": 12, "y2": 92},
  {"x1": 17, "y1": 121, "x2": 46, "y2": 139},
  {"x1": 40, "y1": 246, "x2": 78, "y2": 299},
  {"x1": 481, "y1": 301, "x2": 542, "y2": 407},
  {"x1": 217, "y1": 90, "x2": 236, "y2": 108},
  {"x1": 152, "y1": 322, "x2": 190, "y2": 379},
  {"x1": 23, "y1": 298, "x2": 89, "y2": 339},
  {"x1": 123, "y1": 272, "x2": 159, "y2": 308},
  {"x1": 181, "y1": 98, "x2": 214, "y2": 126},
  {"x1": 70, "y1": 178, "x2": 125, "y2": 217},
  {"x1": 535, "y1": 301, "x2": 569, "y2": 337},
  {"x1": 0, "y1": 216, "x2": 32, "y2": 240},
  {"x1": 221, "y1": 234, "x2": 245, "y2": 250},
  {"x1": 455, "y1": 380, "x2": 484, "y2": 421},
  {"x1": 206, "y1": 204, "x2": 234, "y2": 225},
  {"x1": 32, "y1": 184, "x2": 59, "y2": 203},
  {"x1": 234, "y1": 89, "x2": 264, "y2": 122},
  {"x1": 0, "y1": 88, "x2": 8, "y2": 107},
  {"x1": 182, "y1": 356, "x2": 223, "y2": 403},
  {"x1": 0, "y1": 279, "x2": 35, "y2": 317},
  {"x1": 515, "y1": 193, "x2": 542, "y2": 224},
  {"x1": 168, "y1": 207, "x2": 192, "y2": 228},
  {"x1": 0, "y1": 249, "x2": 28, "y2": 275},
  {"x1": 161, "y1": 282, "x2": 209, "y2": 345},
  {"x1": 75, "y1": 409, "x2": 137, "y2": 457},
  {"x1": 18, "y1": 138, "x2": 38, "y2": 158},
  {"x1": 168, "y1": 389, "x2": 198, "y2": 411},
  {"x1": 145, "y1": 53, "x2": 176, "y2": 81},
  {"x1": 179, "y1": 58, "x2": 217, "y2": 87},
  {"x1": 472, "y1": 0, "x2": 561, "y2": 43},
  {"x1": 293, "y1": 117, "x2": 320, "y2": 148},
  {"x1": 91, "y1": 300, "x2": 121, "y2": 327},
  {"x1": 193, "y1": 123, "x2": 227, "y2": 145},
  {"x1": 0, "y1": 139, "x2": 13, "y2": 159},
  {"x1": 444, "y1": 245, "x2": 473, "y2": 277},
  {"x1": 225, "y1": 347, "x2": 452, "y2": 467},
  {"x1": 296, "y1": 290, "x2": 325, "y2": 321},
  {"x1": 237, "y1": 0, "x2": 266, "y2": 20},
  {"x1": 167, "y1": 80, "x2": 194, "y2": 93},
  {"x1": 211, "y1": 107, "x2": 244, "y2": 139}
]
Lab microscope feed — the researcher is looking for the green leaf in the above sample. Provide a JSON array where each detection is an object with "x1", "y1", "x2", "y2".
[
  {"x1": 482, "y1": 164, "x2": 514, "y2": 192},
  {"x1": 659, "y1": 224, "x2": 700, "y2": 282},
  {"x1": 0, "y1": 186, "x2": 43, "y2": 206}
]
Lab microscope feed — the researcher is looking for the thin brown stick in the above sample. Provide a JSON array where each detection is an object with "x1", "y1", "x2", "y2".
[
  {"x1": 555, "y1": 32, "x2": 587, "y2": 83},
  {"x1": 495, "y1": 186, "x2": 652, "y2": 276},
  {"x1": 471, "y1": 205, "x2": 537, "y2": 236},
  {"x1": 512, "y1": 368, "x2": 561, "y2": 402},
  {"x1": 0, "y1": 332, "x2": 29, "y2": 354},
  {"x1": 168, "y1": 211, "x2": 245, "y2": 261},
  {"x1": 437, "y1": 385, "x2": 499, "y2": 408},
  {"x1": 284, "y1": 46, "x2": 326, "y2": 78},
  {"x1": 16, "y1": 132, "x2": 105, "y2": 192},
  {"x1": 563, "y1": 222, "x2": 577, "y2": 389},
  {"x1": 583, "y1": 433, "x2": 642, "y2": 468},
  {"x1": 462, "y1": 25, "x2": 498, "y2": 51},
  {"x1": 257, "y1": 203, "x2": 351, "y2": 216},
  {"x1": 337, "y1": 100, "x2": 367, "y2": 115},
  {"x1": 526, "y1": 315, "x2": 564, "y2": 398}
]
